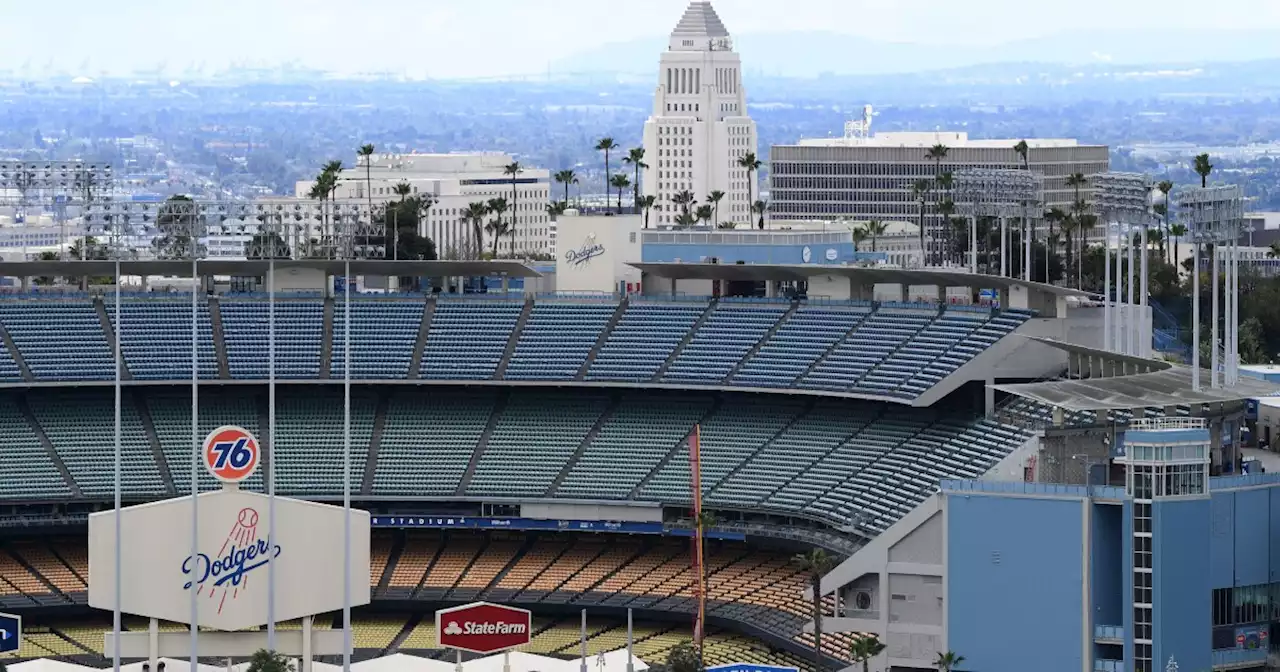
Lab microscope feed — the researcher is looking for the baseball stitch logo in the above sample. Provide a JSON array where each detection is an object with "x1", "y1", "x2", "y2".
[{"x1": 181, "y1": 507, "x2": 282, "y2": 614}]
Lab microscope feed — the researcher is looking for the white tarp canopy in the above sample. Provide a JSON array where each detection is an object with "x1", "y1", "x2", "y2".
[
  {"x1": 7, "y1": 660, "x2": 100, "y2": 672},
  {"x1": 350, "y1": 654, "x2": 454, "y2": 672},
  {"x1": 119, "y1": 658, "x2": 227, "y2": 672}
]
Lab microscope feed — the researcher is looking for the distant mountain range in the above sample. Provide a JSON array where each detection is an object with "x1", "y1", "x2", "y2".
[{"x1": 551, "y1": 29, "x2": 1280, "y2": 77}]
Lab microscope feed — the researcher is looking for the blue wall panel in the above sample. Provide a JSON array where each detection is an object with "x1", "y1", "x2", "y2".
[
  {"x1": 1122, "y1": 499, "x2": 1134, "y2": 667},
  {"x1": 1092, "y1": 503, "x2": 1124, "y2": 628},
  {"x1": 1153, "y1": 499, "x2": 1212, "y2": 672},
  {"x1": 947, "y1": 495, "x2": 1084, "y2": 672},
  {"x1": 1234, "y1": 489, "x2": 1270, "y2": 586},
  {"x1": 1270, "y1": 489, "x2": 1280, "y2": 583},
  {"x1": 1210, "y1": 492, "x2": 1236, "y2": 587}
]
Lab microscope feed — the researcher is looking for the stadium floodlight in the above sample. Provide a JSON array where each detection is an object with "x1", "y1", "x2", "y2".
[
  {"x1": 1094, "y1": 173, "x2": 1155, "y2": 358},
  {"x1": 0, "y1": 161, "x2": 113, "y2": 260},
  {"x1": 953, "y1": 169, "x2": 1041, "y2": 276},
  {"x1": 1176, "y1": 185, "x2": 1244, "y2": 391}
]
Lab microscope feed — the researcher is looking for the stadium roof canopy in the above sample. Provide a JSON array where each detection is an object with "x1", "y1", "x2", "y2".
[
  {"x1": 629, "y1": 262, "x2": 1089, "y2": 297},
  {"x1": 993, "y1": 338, "x2": 1280, "y2": 411},
  {"x1": 0, "y1": 259, "x2": 543, "y2": 278}
]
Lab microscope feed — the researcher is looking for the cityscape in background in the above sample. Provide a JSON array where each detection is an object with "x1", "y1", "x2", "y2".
[{"x1": 1, "y1": 2, "x2": 1280, "y2": 672}]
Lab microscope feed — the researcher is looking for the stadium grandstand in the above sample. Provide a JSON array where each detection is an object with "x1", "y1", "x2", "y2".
[{"x1": 0, "y1": 257, "x2": 1267, "y2": 672}]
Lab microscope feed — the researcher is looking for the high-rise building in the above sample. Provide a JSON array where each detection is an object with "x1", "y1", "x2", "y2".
[{"x1": 642, "y1": 1, "x2": 758, "y2": 228}]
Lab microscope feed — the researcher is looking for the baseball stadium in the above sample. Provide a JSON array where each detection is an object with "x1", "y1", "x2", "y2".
[{"x1": 0, "y1": 249, "x2": 1272, "y2": 672}]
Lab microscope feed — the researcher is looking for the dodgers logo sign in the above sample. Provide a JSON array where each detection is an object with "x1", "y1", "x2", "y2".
[
  {"x1": 182, "y1": 507, "x2": 282, "y2": 614},
  {"x1": 0, "y1": 612, "x2": 20, "y2": 654},
  {"x1": 203, "y1": 426, "x2": 260, "y2": 483},
  {"x1": 565, "y1": 234, "x2": 605, "y2": 267}
]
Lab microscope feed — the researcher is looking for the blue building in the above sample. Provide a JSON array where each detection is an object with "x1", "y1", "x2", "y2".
[{"x1": 818, "y1": 417, "x2": 1279, "y2": 672}]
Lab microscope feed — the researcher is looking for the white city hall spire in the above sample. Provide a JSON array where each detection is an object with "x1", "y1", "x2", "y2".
[{"x1": 643, "y1": 1, "x2": 758, "y2": 228}]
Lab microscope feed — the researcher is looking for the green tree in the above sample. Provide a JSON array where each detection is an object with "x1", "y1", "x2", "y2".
[
  {"x1": 912, "y1": 178, "x2": 932, "y2": 265},
  {"x1": 865, "y1": 220, "x2": 888, "y2": 253},
  {"x1": 464, "y1": 201, "x2": 490, "y2": 260},
  {"x1": 378, "y1": 196, "x2": 437, "y2": 263},
  {"x1": 706, "y1": 190, "x2": 725, "y2": 227},
  {"x1": 1194, "y1": 153, "x2": 1213, "y2": 187},
  {"x1": 671, "y1": 190, "x2": 696, "y2": 224},
  {"x1": 738, "y1": 152, "x2": 763, "y2": 226},
  {"x1": 358, "y1": 143, "x2": 376, "y2": 220},
  {"x1": 1157, "y1": 179, "x2": 1174, "y2": 258},
  {"x1": 849, "y1": 635, "x2": 886, "y2": 672},
  {"x1": 1044, "y1": 207, "x2": 1068, "y2": 282},
  {"x1": 851, "y1": 226, "x2": 869, "y2": 253},
  {"x1": 1013, "y1": 139, "x2": 1029, "y2": 169},
  {"x1": 695, "y1": 204, "x2": 713, "y2": 227},
  {"x1": 934, "y1": 650, "x2": 965, "y2": 672},
  {"x1": 666, "y1": 641, "x2": 701, "y2": 672},
  {"x1": 246, "y1": 649, "x2": 293, "y2": 672},
  {"x1": 610, "y1": 173, "x2": 631, "y2": 214},
  {"x1": 1170, "y1": 223, "x2": 1189, "y2": 272},
  {"x1": 554, "y1": 169, "x2": 578, "y2": 205},
  {"x1": 70, "y1": 236, "x2": 108, "y2": 261},
  {"x1": 794, "y1": 548, "x2": 836, "y2": 669},
  {"x1": 752, "y1": 199, "x2": 768, "y2": 230},
  {"x1": 1065, "y1": 173, "x2": 1089, "y2": 286},
  {"x1": 596, "y1": 137, "x2": 618, "y2": 200},
  {"x1": 638, "y1": 195, "x2": 657, "y2": 230},
  {"x1": 485, "y1": 197, "x2": 510, "y2": 257},
  {"x1": 623, "y1": 147, "x2": 647, "y2": 212},
  {"x1": 504, "y1": 161, "x2": 523, "y2": 253}
]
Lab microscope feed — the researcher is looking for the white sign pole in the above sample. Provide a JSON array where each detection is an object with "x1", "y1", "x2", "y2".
[
  {"x1": 190, "y1": 248, "x2": 201, "y2": 672},
  {"x1": 268, "y1": 251, "x2": 277, "y2": 651},
  {"x1": 343, "y1": 256, "x2": 353, "y2": 672},
  {"x1": 113, "y1": 257, "x2": 122, "y2": 672},
  {"x1": 626, "y1": 609, "x2": 634, "y2": 672}
]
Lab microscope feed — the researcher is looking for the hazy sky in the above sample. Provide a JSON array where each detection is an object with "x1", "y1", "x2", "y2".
[{"x1": 3, "y1": 0, "x2": 1278, "y2": 79}]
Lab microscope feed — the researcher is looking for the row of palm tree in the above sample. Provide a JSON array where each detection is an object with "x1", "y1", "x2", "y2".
[{"x1": 849, "y1": 220, "x2": 889, "y2": 253}]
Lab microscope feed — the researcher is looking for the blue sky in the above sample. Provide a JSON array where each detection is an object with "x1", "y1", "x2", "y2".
[{"x1": 1, "y1": 0, "x2": 1276, "y2": 79}]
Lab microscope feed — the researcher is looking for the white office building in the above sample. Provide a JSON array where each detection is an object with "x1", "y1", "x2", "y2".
[
  {"x1": 642, "y1": 1, "x2": 758, "y2": 228},
  {"x1": 296, "y1": 152, "x2": 555, "y2": 259},
  {"x1": 770, "y1": 117, "x2": 1109, "y2": 264}
]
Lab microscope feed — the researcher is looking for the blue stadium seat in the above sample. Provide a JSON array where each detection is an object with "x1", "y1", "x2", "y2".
[
  {"x1": 331, "y1": 300, "x2": 424, "y2": 379},
  {"x1": 586, "y1": 304, "x2": 704, "y2": 382},
  {"x1": 505, "y1": 302, "x2": 617, "y2": 380},
  {"x1": 220, "y1": 299, "x2": 324, "y2": 378},
  {"x1": 0, "y1": 302, "x2": 114, "y2": 381},
  {"x1": 420, "y1": 301, "x2": 523, "y2": 380}
]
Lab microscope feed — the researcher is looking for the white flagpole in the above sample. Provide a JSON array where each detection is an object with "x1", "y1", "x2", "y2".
[
  {"x1": 112, "y1": 258, "x2": 121, "y2": 672},
  {"x1": 579, "y1": 609, "x2": 587, "y2": 672},
  {"x1": 625, "y1": 609, "x2": 634, "y2": 672},
  {"x1": 343, "y1": 255, "x2": 352, "y2": 672},
  {"x1": 268, "y1": 236, "x2": 277, "y2": 651},
  {"x1": 190, "y1": 217, "x2": 200, "y2": 671}
]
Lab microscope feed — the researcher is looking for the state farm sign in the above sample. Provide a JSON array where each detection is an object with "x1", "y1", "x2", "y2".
[{"x1": 436, "y1": 602, "x2": 532, "y2": 654}]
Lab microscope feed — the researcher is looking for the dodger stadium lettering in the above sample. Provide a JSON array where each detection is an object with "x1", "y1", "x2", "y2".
[{"x1": 181, "y1": 507, "x2": 283, "y2": 613}]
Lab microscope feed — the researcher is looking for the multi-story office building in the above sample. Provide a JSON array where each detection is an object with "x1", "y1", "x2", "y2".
[
  {"x1": 296, "y1": 152, "x2": 555, "y2": 258},
  {"x1": 641, "y1": 1, "x2": 759, "y2": 228},
  {"x1": 769, "y1": 129, "x2": 1109, "y2": 264}
]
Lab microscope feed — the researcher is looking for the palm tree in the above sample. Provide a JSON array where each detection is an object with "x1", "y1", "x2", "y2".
[
  {"x1": 1044, "y1": 207, "x2": 1067, "y2": 282},
  {"x1": 358, "y1": 143, "x2": 376, "y2": 221},
  {"x1": 1013, "y1": 140, "x2": 1030, "y2": 169},
  {"x1": 912, "y1": 178, "x2": 931, "y2": 266},
  {"x1": 934, "y1": 651, "x2": 965, "y2": 672},
  {"x1": 849, "y1": 635, "x2": 887, "y2": 672},
  {"x1": 596, "y1": 137, "x2": 618, "y2": 200},
  {"x1": 485, "y1": 197, "x2": 509, "y2": 257},
  {"x1": 463, "y1": 201, "x2": 489, "y2": 259},
  {"x1": 637, "y1": 195, "x2": 657, "y2": 229},
  {"x1": 1170, "y1": 223, "x2": 1188, "y2": 271},
  {"x1": 695, "y1": 204, "x2": 713, "y2": 227},
  {"x1": 504, "y1": 161, "x2": 523, "y2": 253},
  {"x1": 851, "y1": 226, "x2": 869, "y2": 253},
  {"x1": 554, "y1": 169, "x2": 577, "y2": 206},
  {"x1": 751, "y1": 199, "x2": 768, "y2": 230},
  {"x1": 1065, "y1": 173, "x2": 1088, "y2": 285},
  {"x1": 672, "y1": 190, "x2": 696, "y2": 224},
  {"x1": 706, "y1": 190, "x2": 725, "y2": 227},
  {"x1": 1194, "y1": 153, "x2": 1213, "y2": 187},
  {"x1": 864, "y1": 220, "x2": 888, "y2": 252},
  {"x1": 1157, "y1": 179, "x2": 1174, "y2": 258},
  {"x1": 623, "y1": 148, "x2": 647, "y2": 212},
  {"x1": 738, "y1": 152, "x2": 763, "y2": 225},
  {"x1": 1268, "y1": 241, "x2": 1280, "y2": 259},
  {"x1": 545, "y1": 200, "x2": 567, "y2": 223},
  {"x1": 393, "y1": 182, "x2": 412, "y2": 203},
  {"x1": 793, "y1": 549, "x2": 836, "y2": 669},
  {"x1": 609, "y1": 173, "x2": 631, "y2": 214},
  {"x1": 1060, "y1": 214, "x2": 1079, "y2": 284}
]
